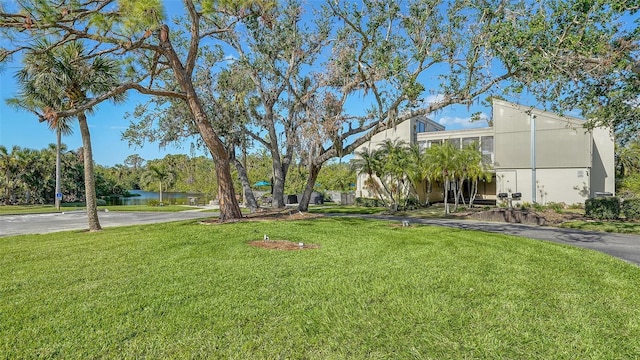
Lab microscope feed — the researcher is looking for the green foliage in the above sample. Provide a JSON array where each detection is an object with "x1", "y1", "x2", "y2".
[
  {"x1": 585, "y1": 197, "x2": 621, "y2": 220},
  {"x1": 619, "y1": 172, "x2": 640, "y2": 199},
  {"x1": 533, "y1": 203, "x2": 545, "y2": 212},
  {"x1": 147, "y1": 199, "x2": 160, "y2": 206},
  {"x1": 547, "y1": 202, "x2": 566, "y2": 214},
  {"x1": 355, "y1": 197, "x2": 386, "y2": 208},
  {"x1": 117, "y1": 0, "x2": 165, "y2": 34},
  {"x1": 622, "y1": 199, "x2": 640, "y2": 220}
]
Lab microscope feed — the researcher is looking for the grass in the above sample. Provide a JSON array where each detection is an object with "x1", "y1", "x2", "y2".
[
  {"x1": 2, "y1": 218, "x2": 639, "y2": 358},
  {"x1": 559, "y1": 220, "x2": 640, "y2": 234},
  {"x1": 0, "y1": 205, "x2": 63, "y2": 215}
]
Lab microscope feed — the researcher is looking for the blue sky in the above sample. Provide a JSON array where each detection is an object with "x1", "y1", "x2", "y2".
[
  {"x1": 0, "y1": 71, "x2": 489, "y2": 167},
  {"x1": 0, "y1": 1, "x2": 500, "y2": 167}
]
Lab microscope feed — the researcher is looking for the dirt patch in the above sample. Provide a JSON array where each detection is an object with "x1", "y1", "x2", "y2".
[{"x1": 248, "y1": 240, "x2": 320, "y2": 250}]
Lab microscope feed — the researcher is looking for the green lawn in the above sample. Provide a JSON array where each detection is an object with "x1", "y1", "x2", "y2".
[
  {"x1": 0, "y1": 205, "x2": 70, "y2": 215},
  {"x1": 559, "y1": 220, "x2": 640, "y2": 234},
  {"x1": 2, "y1": 218, "x2": 639, "y2": 358}
]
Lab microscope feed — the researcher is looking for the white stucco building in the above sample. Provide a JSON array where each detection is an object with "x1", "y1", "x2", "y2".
[{"x1": 355, "y1": 99, "x2": 615, "y2": 205}]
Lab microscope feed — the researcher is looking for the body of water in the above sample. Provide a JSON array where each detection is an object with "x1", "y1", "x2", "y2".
[{"x1": 107, "y1": 190, "x2": 206, "y2": 206}]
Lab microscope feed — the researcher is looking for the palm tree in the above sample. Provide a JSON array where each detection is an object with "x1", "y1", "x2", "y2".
[
  {"x1": 143, "y1": 165, "x2": 177, "y2": 205},
  {"x1": 406, "y1": 143, "x2": 432, "y2": 205},
  {"x1": 352, "y1": 146, "x2": 385, "y2": 201},
  {"x1": 377, "y1": 139, "x2": 410, "y2": 211},
  {"x1": 427, "y1": 141, "x2": 460, "y2": 214},
  {"x1": 10, "y1": 40, "x2": 126, "y2": 231},
  {"x1": 0, "y1": 146, "x2": 21, "y2": 205},
  {"x1": 616, "y1": 141, "x2": 640, "y2": 178},
  {"x1": 458, "y1": 142, "x2": 491, "y2": 208}
]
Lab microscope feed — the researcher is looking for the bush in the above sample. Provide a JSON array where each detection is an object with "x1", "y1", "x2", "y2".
[
  {"x1": 96, "y1": 199, "x2": 107, "y2": 206},
  {"x1": 400, "y1": 197, "x2": 422, "y2": 211},
  {"x1": 519, "y1": 202, "x2": 531, "y2": 210},
  {"x1": 568, "y1": 203, "x2": 584, "y2": 210},
  {"x1": 622, "y1": 198, "x2": 640, "y2": 220},
  {"x1": 585, "y1": 197, "x2": 620, "y2": 220},
  {"x1": 532, "y1": 202, "x2": 544, "y2": 212},
  {"x1": 546, "y1": 202, "x2": 565, "y2": 214},
  {"x1": 355, "y1": 197, "x2": 385, "y2": 207},
  {"x1": 147, "y1": 199, "x2": 160, "y2": 207}
]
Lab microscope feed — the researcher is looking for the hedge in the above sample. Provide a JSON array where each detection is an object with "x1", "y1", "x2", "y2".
[
  {"x1": 622, "y1": 198, "x2": 640, "y2": 220},
  {"x1": 585, "y1": 197, "x2": 620, "y2": 220}
]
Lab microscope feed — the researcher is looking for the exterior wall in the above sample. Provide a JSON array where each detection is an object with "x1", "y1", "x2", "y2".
[
  {"x1": 496, "y1": 168, "x2": 590, "y2": 205},
  {"x1": 590, "y1": 127, "x2": 615, "y2": 196},
  {"x1": 493, "y1": 99, "x2": 591, "y2": 169}
]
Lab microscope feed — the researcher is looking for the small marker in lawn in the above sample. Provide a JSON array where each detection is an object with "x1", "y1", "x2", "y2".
[
  {"x1": 402, "y1": 220, "x2": 410, "y2": 227},
  {"x1": 298, "y1": 242, "x2": 304, "y2": 248},
  {"x1": 264, "y1": 234, "x2": 270, "y2": 242}
]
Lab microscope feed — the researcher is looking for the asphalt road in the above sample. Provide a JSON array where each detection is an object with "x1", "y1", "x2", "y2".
[
  {"x1": 2, "y1": 210, "x2": 639, "y2": 266},
  {"x1": 0, "y1": 210, "x2": 215, "y2": 237}
]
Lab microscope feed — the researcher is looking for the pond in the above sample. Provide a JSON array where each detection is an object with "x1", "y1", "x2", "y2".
[{"x1": 106, "y1": 190, "x2": 206, "y2": 206}]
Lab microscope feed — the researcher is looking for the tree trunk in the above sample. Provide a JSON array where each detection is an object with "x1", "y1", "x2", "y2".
[
  {"x1": 233, "y1": 157, "x2": 258, "y2": 213},
  {"x1": 215, "y1": 156, "x2": 242, "y2": 220},
  {"x1": 469, "y1": 179, "x2": 477, "y2": 207},
  {"x1": 78, "y1": 112, "x2": 101, "y2": 231},
  {"x1": 444, "y1": 176, "x2": 450, "y2": 214},
  {"x1": 269, "y1": 147, "x2": 289, "y2": 209},
  {"x1": 160, "y1": 28, "x2": 242, "y2": 220},
  {"x1": 298, "y1": 163, "x2": 321, "y2": 212},
  {"x1": 55, "y1": 127, "x2": 61, "y2": 210}
]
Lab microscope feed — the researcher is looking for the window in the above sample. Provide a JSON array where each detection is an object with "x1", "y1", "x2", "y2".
[
  {"x1": 427, "y1": 140, "x2": 442, "y2": 148},
  {"x1": 481, "y1": 136, "x2": 494, "y2": 153},
  {"x1": 481, "y1": 136, "x2": 494, "y2": 164},
  {"x1": 446, "y1": 138, "x2": 461, "y2": 149},
  {"x1": 416, "y1": 120, "x2": 426, "y2": 133},
  {"x1": 462, "y1": 137, "x2": 480, "y2": 149}
]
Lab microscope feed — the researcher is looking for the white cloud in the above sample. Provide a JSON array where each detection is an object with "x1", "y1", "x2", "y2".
[
  {"x1": 223, "y1": 54, "x2": 237, "y2": 63},
  {"x1": 424, "y1": 94, "x2": 445, "y2": 105},
  {"x1": 437, "y1": 112, "x2": 491, "y2": 129}
]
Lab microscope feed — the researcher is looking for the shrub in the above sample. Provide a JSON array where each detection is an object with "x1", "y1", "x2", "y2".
[
  {"x1": 355, "y1": 197, "x2": 385, "y2": 207},
  {"x1": 96, "y1": 199, "x2": 107, "y2": 206},
  {"x1": 546, "y1": 202, "x2": 565, "y2": 214},
  {"x1": 519, "y1": 202, "x2": 531, "y2": 210},
  {"x1": 532, "y1": 202, "x2": 544, "y2": 212},
  {"x1": 585, "y1": 197, "x2": 620, "y2": 220},
  {"x1": 622, "y1": 198, "x2": 640, "y2": 220},
  {"x1": 568, "y1": 202, "x2": 584, "y2": 210},
  {"x1": 147, "y1": 199, "x2": 160, "y2": 207},
  {"x1": 400, "y1": 197, "x2": 422, "y2": 211}
]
